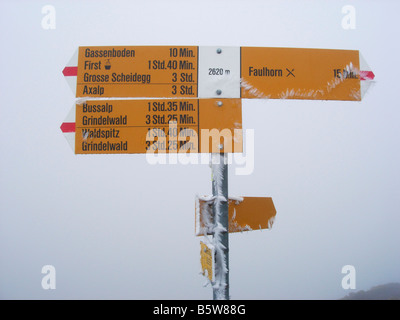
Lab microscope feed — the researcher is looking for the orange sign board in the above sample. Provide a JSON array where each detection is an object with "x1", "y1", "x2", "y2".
[
  {"x1": 64, "y1": 46, "x2": 371, "y2": 101},
  {"x1": 76, "y1": 46, "x2": 198, "y2": 98},
  {"x1": 195, "y1": 196, "x2": 276, "y2": 236},
  {"x1": 200, "y1": 241, "x2": 214, "y2": 282},
  {"x1": 241, "y1": 47, "x2": 361, "y2": 101},
  {"x1": 74, "y1": 98, "x2": 242, "y2": 154}
]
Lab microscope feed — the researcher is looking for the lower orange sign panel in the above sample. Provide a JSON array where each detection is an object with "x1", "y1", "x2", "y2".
[
  {"x1": 195, "y1": 196, "x2": 276, "y2": 236},
  {"x1": 74, "y1": 98, "x2": 242, "y2": 154}
]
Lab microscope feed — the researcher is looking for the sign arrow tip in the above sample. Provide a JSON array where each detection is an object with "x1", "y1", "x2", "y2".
[
  {"x1": 360, "y1": 70, "x2": 375, "y2": 81},
  {"x1": 62, "y1": 66, "x2": 78, "y2": 77},
  {"x1": 60, "y1": 122, "x2": 75, "y2": 133}
]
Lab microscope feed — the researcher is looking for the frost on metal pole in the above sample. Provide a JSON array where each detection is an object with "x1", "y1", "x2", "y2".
[{"x1": 211, "y1": 153, "x2": 229, "y2": 300}]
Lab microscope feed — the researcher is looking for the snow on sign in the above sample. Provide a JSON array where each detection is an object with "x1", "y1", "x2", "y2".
[
  {"x1": 60, "y1": 98, "x2": 242, "y2": 154},
  {"x1": 241, "y1": 47, "x2": 374, "y2": 101},
  {"x1": 195, "y1": 196, "x2": 277, "y2": 236},
  {"x1": 63, "y1": 45, "x2": 374, "y2": 101}
]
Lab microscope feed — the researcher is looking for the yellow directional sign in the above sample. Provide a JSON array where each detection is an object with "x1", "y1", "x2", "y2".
[
  {"x1": 76, "y1": 46, "x2": 198, "y2": 98},
  {"x1": 195, "y1": 196, "x2": 277, "y2": 236},
  {"x1": 63, "y1": 46, "x2": 374, "y2": 101},
  {"x1": 200, "y1": 241, "x2": 214, "y2": 282},
  {"x1": 241, "y1": 47, "x2": 364, "y2": 101},
  {"x1": 61, "y1": 98, "x2": 242, "y2": 154}
]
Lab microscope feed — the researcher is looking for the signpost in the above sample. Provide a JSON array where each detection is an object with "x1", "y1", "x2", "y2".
[{"x1": 61, "y1": 45, "x2": 375, "y2": 300}]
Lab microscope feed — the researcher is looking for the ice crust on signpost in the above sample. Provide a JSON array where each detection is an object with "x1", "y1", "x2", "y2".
[
  {"x1": 195, "y1": 194, "x2": 215, "y2": 236},
  {"x1": 210, "y1": 153, "x2": 229, "y2": 300}
]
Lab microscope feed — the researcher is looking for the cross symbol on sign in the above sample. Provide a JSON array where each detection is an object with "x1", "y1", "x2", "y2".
[{"x1": 286, "y1": 68, "x2": 295, "y2": 77}]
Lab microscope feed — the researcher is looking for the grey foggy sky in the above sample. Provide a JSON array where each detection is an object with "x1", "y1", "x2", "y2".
[{"x1": 0, "y1": 0, "x2": 399, "y2": 299}]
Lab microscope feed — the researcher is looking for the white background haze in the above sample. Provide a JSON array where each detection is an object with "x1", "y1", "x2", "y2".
[{"x1": 0, "y1": 0, "x2": 399, "y2": 299}]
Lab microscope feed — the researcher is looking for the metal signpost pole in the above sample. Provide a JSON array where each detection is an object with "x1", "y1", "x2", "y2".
[{"x1": 211, "y1": 153, "x2": 229, "y2": 300}]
